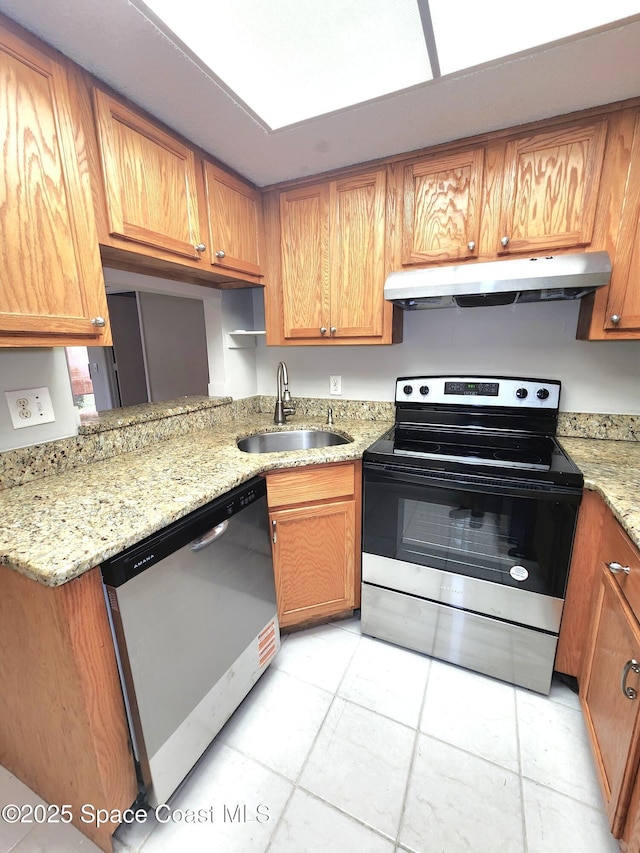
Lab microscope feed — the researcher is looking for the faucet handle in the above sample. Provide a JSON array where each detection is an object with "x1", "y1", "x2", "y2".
[{"x1": 326, "y1": 406, "x2": 333, "y2": 426}]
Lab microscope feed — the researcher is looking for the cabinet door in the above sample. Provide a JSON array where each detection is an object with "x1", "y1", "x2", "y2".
[
  {"x1": 93, "y1": 89, "x2": 203, "y2": 261},
  {"x1": 499, "y1": 120, "x2": 607, "y2": 255},
  {"x1": 581, "y1": 566, "x2": 640, "y2": 837},
  {"x1": 603, "y1": 113, "x2": 640, "y2": 332},
  {"x1": 203, "y1": 162, "x2": 262, "y2": 277},
  {"x1": 280, "y1": 182, "x2": 330, "y2": 339},
  {"x1": 402, "y1": 149, "x2": 484, "y2": 265},
  {"x1": 0, "y1": 25, "x2": 109, "y2": 344},
  {"x1": 330, "y1": 170, "x2": 386, "y2": 338},
  {"x1": 270, "y1": 500, "x2": 355, "y2": 628}
]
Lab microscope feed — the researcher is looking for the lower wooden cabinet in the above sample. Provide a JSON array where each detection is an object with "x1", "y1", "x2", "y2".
[
  {"x1": 579, "y1": 503, "x2": 640, "y2": 845},
  {"x1": 265, "y1": 461, "x2": 361, "y2": 629}
]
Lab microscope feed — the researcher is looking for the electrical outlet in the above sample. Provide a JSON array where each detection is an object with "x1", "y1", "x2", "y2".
[
  {"x1": 329, "y1": 375, "x2": 342, "y2": 395},
  {"x1": 5, "y1": 387, "x2": 55, "y2": 429}
]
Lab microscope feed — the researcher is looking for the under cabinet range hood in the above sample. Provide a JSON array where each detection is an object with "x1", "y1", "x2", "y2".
[{"x1": 384, "y1": 251, "x2": 612, "y2": 310}]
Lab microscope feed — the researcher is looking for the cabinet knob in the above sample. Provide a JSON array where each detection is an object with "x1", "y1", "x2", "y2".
[
  {"x1": 320, "y1": 327, "x2": 327, "y2": 334},
  {"x1": 330, "y1": 326, "x2": 337, "y2": 334},
  {"x1": 467, "y1": 241, "x2": 476, "y2": 252},
  {"x1": 215, "y1": 250, "x2": 226, "y2": 259},
  {"x1": 91, "y1": 317, "x2": 106, "y2": 328},
  {"x1": 621, "y1": 659, "x2": 640, "y2": 700},
  {"x1": 610, "y1": 314, "x2": 621, "y2": 325},
  {"x1": 195, "y1": 243, "x2": 206, "y2": 252},
  {"x1": 500, "y1": 236, "x2": 510, "y2": 248},
  {"x1": 608, "y1": 561, "x2": 631, "y2": 575}
]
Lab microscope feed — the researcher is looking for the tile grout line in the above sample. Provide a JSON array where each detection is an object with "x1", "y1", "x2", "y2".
[{"x1": 514, "y1": 686, "x2": 530, "y2": 853}]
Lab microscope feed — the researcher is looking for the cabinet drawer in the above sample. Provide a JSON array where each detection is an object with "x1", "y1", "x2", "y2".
[
  {"x1": 266, "y1": 463, "x2": 355, "y2": 508},
  {"x1": 601, "y1": 511, "x2": 640, "y2": 619}
]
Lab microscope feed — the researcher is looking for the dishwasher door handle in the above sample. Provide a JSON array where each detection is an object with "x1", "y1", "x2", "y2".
[{"x1": 190, "y1": 520, "x2": 229, "y2": 551}]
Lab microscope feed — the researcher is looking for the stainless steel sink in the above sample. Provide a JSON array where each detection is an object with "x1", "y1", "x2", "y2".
[{"x1": 237, "y1": 429, "x2": 351, "y2": 454}]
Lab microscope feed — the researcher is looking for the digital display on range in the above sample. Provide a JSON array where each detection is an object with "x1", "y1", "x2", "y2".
[{"x1": 444, "y1": 381, "x2": 499, "y2": 396}]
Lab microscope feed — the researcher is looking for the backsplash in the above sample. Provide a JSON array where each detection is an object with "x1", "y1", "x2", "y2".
[{"x1": 1, "y1": 396, "x2": 637, "y2": 490}]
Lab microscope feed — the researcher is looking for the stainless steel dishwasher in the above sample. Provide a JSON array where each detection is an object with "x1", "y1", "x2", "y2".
[{"x1": 101, "y1": 476, "x2": 279, "y2": 807}]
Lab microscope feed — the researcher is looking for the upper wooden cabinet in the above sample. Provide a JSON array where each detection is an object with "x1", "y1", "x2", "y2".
[
  {"x1": 88, "y1": 86, "x2": 263, "y2": 287},
  {"x1": 600, "y1": 111, "x2": 640, "y2": 333},
  {"x1": 0, "y1": 21, "x2": 110, "y2": 347},
  {"x1": 497, "y1": 120, "x2": 608, "y2": 256},
  {"x1": 266, "y1": 168, "x2": 400, "y2": 345},
  {"x1": 92, "y1": 88, "x2": 204, "y2": 262},
  {"x1": 401, "y1": 147, "x2": 484, "y2": 265},
  {"x1": 202, "y1": 162, "x2": 262, "y2": 278}
]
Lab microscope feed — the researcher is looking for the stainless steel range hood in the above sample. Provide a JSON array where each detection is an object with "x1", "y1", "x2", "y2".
[{"x1": 384, "y1": 252, "x2": 611, "y2": 310}]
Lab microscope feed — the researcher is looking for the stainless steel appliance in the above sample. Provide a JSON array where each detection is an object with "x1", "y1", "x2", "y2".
[
  {"x1": 102, "y1": 477, "x2": 279, "y2": 806},
  {"x1": 384, "y1": 251, "x2": 611, "y2": 310},
  {"x1": 361, "y1": 376, "x2": 582, "y2": 694}
]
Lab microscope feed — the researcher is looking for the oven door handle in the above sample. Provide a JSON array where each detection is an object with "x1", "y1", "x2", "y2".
[{"x1": 363, "y1": 462, "x2": 581, "y2": 501}]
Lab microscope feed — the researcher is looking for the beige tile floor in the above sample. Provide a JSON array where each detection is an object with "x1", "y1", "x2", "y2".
[{"x1": 0, "y1": 616, "x2": 621, "y2": 852}]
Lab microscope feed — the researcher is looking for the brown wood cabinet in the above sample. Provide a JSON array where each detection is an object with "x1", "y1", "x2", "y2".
[
  {"x1": 92, "y1": 88, "x2": 205, "y2": 262},
  {"x1": 202, "y1": 161, "x2": 263, "y2": 278},
  {"x1": 266, "y1": 462, "x2": 361, "y2": 629},
  {"x1": 0, "y1": 565, "x2": 137, "y2": 852},
  {"x1": 497, "y1": 120, "x2": 607, "y2": 256},
  {"x1": 401, "y1": 147, "x2": 484, "y2": 265},
  {"x1": 579, "y1": 503, "x2": 640, "y2": 845},
  {"x1": 0, "y1": 19, "x2": 110, "y2": 347},
  {"x1": 264, "y1": 170, "x2": 401, "y2": 345}
]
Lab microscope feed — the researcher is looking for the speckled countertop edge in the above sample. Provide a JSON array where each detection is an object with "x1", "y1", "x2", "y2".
[
  {"x1": 559, "y1": 436, "x2": 640, "y2": 548},
  {"x1": 2, "y1": 400, "x2": 639, "y2": 588},
  {"x1": 0, "y1": 413, "x2": 394, "y2": 586}
]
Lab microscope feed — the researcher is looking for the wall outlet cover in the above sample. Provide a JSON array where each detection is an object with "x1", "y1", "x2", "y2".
[
  {"x1": 5, "y1": 387, "x2": 55, "y2": 429},
  {"x1": 330, "y1": 375, "x2": 342, "y2": 395}
]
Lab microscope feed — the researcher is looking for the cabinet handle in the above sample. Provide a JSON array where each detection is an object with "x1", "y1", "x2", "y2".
[
  {"x1": 467, "y1": 241, "x2": 476, "y2": 252},
  {"x1": 91, "y1": 317, "x2": 106, "y2": 327},
  {"x1": 320, "y1": 327, "x2": 327, "y2": 334},
  {"x1": 500, "y1": 236, "x2": 510, "y2": 248},
  {"x1": 610, "y1": 314, "x2": 621, "y2": 325},
  {"x1": 608, "y1": 561, "x2": 631, "y2": 575},
  {"x1": 271, "y1": 519, "x2": 277, "y2": 544},
  {"x1": 195, "y1": 243, "x2": 206, "y2": 252},
  {"x1": 330, "y1": 326, "x2": 337, "y2": 334},
  {"x1": 621, "y1": 659, "x2": 640, "y2": 700},
  {"x1": 215, "y1": 250, "x2": 226, "y2": 258}
]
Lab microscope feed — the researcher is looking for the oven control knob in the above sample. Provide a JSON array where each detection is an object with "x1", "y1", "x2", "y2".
[
  {"x1": 515, "y1": 388, "x2": 528, "y2": 399},
  {"x1": 419, "y1": 385, "x2": 430, "y2": 396},
  {"x1": 403, "y1": 384, "x2": 413, "y2": 395},
  {"x1": 537, "y1": 388, "x2": 550, "y2": 400}
]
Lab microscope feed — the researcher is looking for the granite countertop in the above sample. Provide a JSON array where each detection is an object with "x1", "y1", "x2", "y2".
[
  {"x1": 0, "y1": 413, "x2": 393, "y2": 587},
  {"x1": 2, "y1": 403, "x2": 639, "y2": 588},
  {"x1": 559, "y1": 436, "x2": 640, "y2": 549}
]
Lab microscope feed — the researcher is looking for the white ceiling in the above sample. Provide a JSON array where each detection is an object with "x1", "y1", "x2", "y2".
[{"x1": 2, "y1": 0, "x2": 640, "y2": 187}]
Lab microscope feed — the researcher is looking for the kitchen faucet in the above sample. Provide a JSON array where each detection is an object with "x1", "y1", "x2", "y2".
[{"x1": 274, "y1": 361, "x2": 296, "y2": 425}]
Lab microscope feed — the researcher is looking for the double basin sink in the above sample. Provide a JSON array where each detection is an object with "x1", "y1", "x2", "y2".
[{"x1": 237, "y1": 429, "x2": 351, "y2": 454}]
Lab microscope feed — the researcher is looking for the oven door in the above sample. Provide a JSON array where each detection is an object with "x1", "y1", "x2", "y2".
[{"x1": 362, "y1": 462, "x2": 581, "y2": 632}]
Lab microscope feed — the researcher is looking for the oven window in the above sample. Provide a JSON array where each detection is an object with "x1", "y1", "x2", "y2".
[{"x1": 363, "y1": 471, "x2": 578, "y2": 598}]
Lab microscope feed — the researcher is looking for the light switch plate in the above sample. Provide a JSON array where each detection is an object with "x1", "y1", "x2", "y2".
[{"x1": 5, "y1": 387, "x2": 55, "y2": 429}]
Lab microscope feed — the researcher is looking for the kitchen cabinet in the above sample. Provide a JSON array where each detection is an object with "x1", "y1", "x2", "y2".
[
  {"x1": 0, "y1": 564, "x2": 137, "y2": 853},
  {"x1": 264, "y1": 169, "x2": 401, "y2": 345},
  {"x1": 599, "y1": 111, "x2": 640, "y2": 334},
  {"x1": 202, "y1": 161, "x2": 263, "y2": 278},
  {"x1": 496, "y1": 119, "x2": 608, "y2": 256},
  {"x1": 400, "y1": 147, "x2": 484, "y2": 265},
  {"x1": 266, "y1": 461, "x2": 361, "y2": 629},
  {"x1": 580, "y1": 505, "x2": 640, "y2": 841},
  {"x1": 92, "y1": 87, "x2": 205, "y2": 264},
  {"x1": 0, "y1": 18, "x2": 110, "y2": 347}
]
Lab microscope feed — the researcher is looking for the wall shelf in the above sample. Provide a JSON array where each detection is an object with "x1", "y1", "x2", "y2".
[{"x1": 226, "y1": 330, "x2": 266, "y2": 349}]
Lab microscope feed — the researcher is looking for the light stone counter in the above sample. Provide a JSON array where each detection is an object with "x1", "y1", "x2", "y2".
[
  {"x1": 0, "y1": 409, "x2": 393, "y2": 586},
  {"x1": 559, "y1": 436, "x2": 640, "y2": 550}
]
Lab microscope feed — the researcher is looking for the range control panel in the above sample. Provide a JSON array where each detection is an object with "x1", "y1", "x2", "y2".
[{"x1": 395, "y1": 376, "x2": 560, "y2": 408}]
